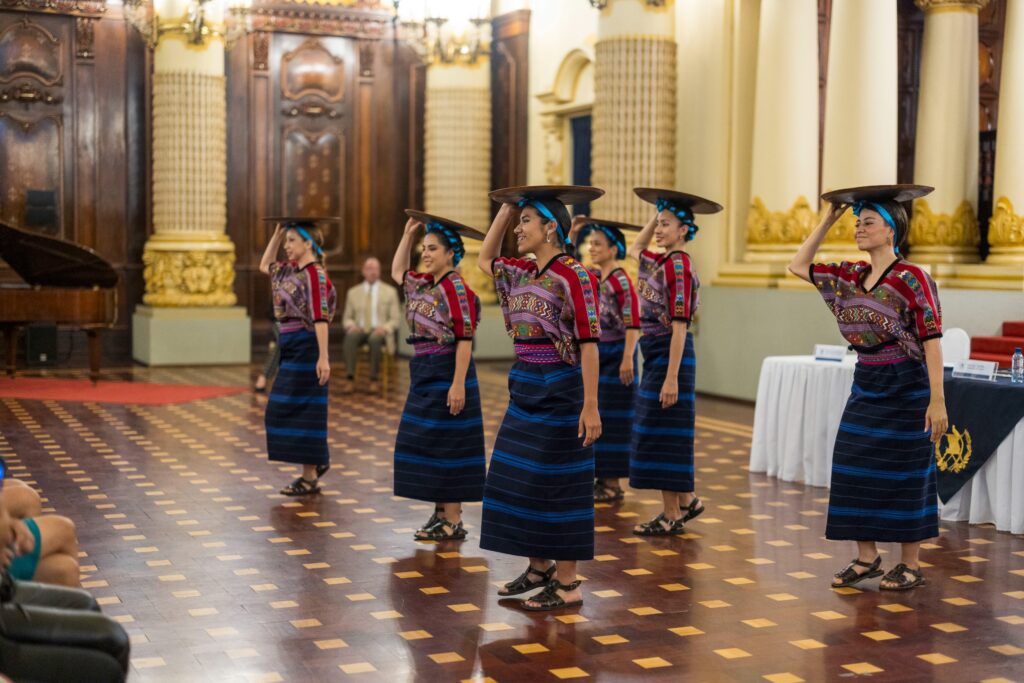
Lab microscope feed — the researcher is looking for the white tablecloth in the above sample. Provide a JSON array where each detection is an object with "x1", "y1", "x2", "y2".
[
  {"x1": 749, "y1": 355, "x2": 855, "y2": 488},
  {"x1": 749, "y1": 355, "x2": 1024, "y2": 534}
]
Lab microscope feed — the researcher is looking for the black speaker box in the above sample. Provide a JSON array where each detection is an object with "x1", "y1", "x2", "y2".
[{"x1": 25, "y1": 324, "x2": 58, "y2": 366}]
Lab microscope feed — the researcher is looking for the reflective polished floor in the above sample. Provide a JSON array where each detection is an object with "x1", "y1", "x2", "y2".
[{"x1": 1, "y1": 361, "x2": 1022, "y2": 682}]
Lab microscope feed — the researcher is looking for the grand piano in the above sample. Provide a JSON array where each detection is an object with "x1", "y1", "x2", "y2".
[{"x1": 0, "y1": 221, "x2": 118, "y2": 382}]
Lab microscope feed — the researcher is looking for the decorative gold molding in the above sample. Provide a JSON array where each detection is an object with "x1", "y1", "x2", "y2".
[
  {"x1": 142, "y1": 242, "x2": 237, "y2": 307},
  {"x1": 818, "y1": 203, "x2": 856, "y2": 244},
  {"x1": 914, "y1": 0, "x2": 988, "y2": 13},
  {"x1": 0, "y1": 0, "x2": 106, "y2": 17},
  {"x1": 908, "y1": 198, "x2": 979, "y2": 248},
  {"x1": 915, "y1": 0, "x2": 988, "y2": 12},
  {"x1": 746, "y1": 196, "x2": 816, "y2": 245},
  {"x1": 593, "y1": 0, "x2": 672, "y2": 13},
  {"x1": 988, "y1": 195, "x2": 1024, "y2": 251}
]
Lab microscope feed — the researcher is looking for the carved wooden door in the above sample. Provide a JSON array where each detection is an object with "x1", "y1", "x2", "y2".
[
  {"x1": 271, "y1": 35, "x2": 355, "y2": 260},
  {"x1": 0, "y1": 14, "x2": 73, "y2": 240}
]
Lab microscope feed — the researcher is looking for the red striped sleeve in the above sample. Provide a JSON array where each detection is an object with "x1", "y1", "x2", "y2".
[
  {"x1": 610, "y1": 271, "x2": 639, "y2": 329},
  {"x1": 664, "y1": 252, "x2": 693, "y2": 322},
  {"x1": 893, "y1": 264, "x2": 943, "y2": 340},
  {"x1": 306, "y1": 265, "x2": 330, "y2": 322},
  {"x1": 439, "y1": 275, "x2": 476, "y2": 339},
  {"x1": 551, "y1": 258, "x2": 601, "y2": 341}
]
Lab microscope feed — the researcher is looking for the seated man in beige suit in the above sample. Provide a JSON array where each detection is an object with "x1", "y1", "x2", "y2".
[{"x1": 341, "y1": 256, "x2": 401, "y2": 391}]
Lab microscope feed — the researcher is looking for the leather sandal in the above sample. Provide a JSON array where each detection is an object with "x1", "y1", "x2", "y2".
[
  {"x1": 414, "y1": 518, "x2": 467, "y2": 541},
  {"x1": 519, "y1": 580, "x2": 583, "y2": 612},
  {"x1": 594, "y1": 481, "x2": 625, "y2": 503},
  {"x1": 416, "y1": 505, "x2": 445, "y2": 537},
  {"x1": 880, "y1": 563, "x2": 926, "y2": 591},
  {"x1": 497, "y1": 563, "x2": 556, "y2": 596},
  {"x1": 280, "y1": 477, "x2": 321, "y2": 497},
  {"x1": 680, "y1": 496, "x2": 705, "y2": 522},
  {"x1": 633, "y1": 513, "x2": 686, "y2": 536},
  {"x1": 832, "y1": 556, "x2": 883, "y2": 588}
]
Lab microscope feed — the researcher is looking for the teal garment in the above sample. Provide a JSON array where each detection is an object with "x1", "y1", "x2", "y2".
[{"x1": 8, "y1": 517, "x2": 41, "y2": 581}]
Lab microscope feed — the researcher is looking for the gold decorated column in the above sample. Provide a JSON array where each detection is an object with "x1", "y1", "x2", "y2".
[
  {"x1": 131, "y1": 0, "x2": 250, "y2": 365},
  {"x1": 909, "y1": 0, "x2": 985, "y2": 273},
  {"x1": 424, "y1": 61, "x2": 494, "y2": 301},
  {"x1": 742, "y1": 0, "x2": 819, "y2": 282},
  {"x1": 144, "y1": 28, "x2": 235, "y2": 306},
  {"x1": 592, "y1": 0, "x2": 676, "y2": 226},
  {"x1": 980, "y1": 0, "x2": 1024, "y2": 288},
  {"x1": 818, "y1": 0, "x2": 897, "y2": 262}
]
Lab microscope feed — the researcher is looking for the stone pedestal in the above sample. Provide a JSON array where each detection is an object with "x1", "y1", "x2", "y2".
[{"x1": 133, "y1": 306, "x2": 251, "y2": 366}]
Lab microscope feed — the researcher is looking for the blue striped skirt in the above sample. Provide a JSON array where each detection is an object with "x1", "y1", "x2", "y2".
[
  {"x1": 629, "y1": 331, "x2": 696, "y2": 492},
  {"x1": 826, "y1": 358, "x2": 938, "y2": 543},
  {"x1": 480, "y1": 361, "x2": 595, "y2": 561},
  {"x1": 265, "y1": 328, "x2": 329, "y2": 466},
  {"x1": 393, "y1": 351, "x2": 486, "y2": 502},
  {"x1": 595, "y1": 339, "x2": 637, "y2": 479}
]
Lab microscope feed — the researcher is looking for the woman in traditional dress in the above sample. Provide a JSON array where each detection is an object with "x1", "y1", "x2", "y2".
[
  {"x1": 628, "y1": 189, "x2": 721, "y2": 536},
  {"x1": 789, "y1": 184, "x2": 946, "y2": 591},
  {"x1": 568, "y1": 216, "x2": 641, "y2": 503},
  {"x1": 477, "y1": 185, "x2": 604, "y2": 611},
  {"x1": 390, "y1": 210, "x2": 487, "y2": 541},
  {"x1": 259, "y1": 218, "x2": 338, "y2": 496}
]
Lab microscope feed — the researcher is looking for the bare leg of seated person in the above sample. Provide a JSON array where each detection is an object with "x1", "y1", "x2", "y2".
[
  {"x1": 3, "y1": 479, "x2": 43, "y2": 519},
  {"x1": 31, "y1": 515, "x2": 81, "y2": 588}
]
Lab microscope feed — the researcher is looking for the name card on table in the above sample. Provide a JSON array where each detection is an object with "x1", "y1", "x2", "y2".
[
  {"x1": 951, "y1": 359, "x2": 998, "y2": 381},
  {"x1": 814, "y1": 344, "x2": 848, "y2": 362}
]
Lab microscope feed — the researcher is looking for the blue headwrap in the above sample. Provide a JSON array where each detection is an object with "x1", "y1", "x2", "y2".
[
  {"x1": 579, "y1": 224, "x2": 627, "y2": 260},
  {"x1": 655, "y1": 198, "x2": 700, "y2": 241},
  {"x1": 425, "y1": 222, "x2": 465, "y2": 266},
  {"x1": 289, "y1": 225, "x2": 323, "y2": 255},
  {"x1": 517, "y1": 198, "x2": 573, "y2": 248},
  {"x1": 852, "y1": 201, "x2": 900, "y2": 255}
]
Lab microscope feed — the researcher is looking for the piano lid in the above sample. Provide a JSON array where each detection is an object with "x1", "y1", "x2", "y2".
[{"x1": 0, "y1": 221, "x2": 118, "y2": 288}]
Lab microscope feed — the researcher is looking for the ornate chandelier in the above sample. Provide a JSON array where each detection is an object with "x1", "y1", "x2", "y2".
[
  {"x1": 124, "y1": 0, "x2": 252, "y2": 49},
  {"x1": 392, "y1": 0, "x2": 490, "y2": 65}
]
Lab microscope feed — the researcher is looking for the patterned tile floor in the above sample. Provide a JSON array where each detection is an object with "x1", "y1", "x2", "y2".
[{"x1": 0, "y1": 361, "x2": 1021, "y2": 682}]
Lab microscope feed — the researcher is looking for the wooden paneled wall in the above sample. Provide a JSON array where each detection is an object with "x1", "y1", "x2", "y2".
[
  {"x1": 0, "y1": 2, "x2": 148, "y2": 359},
  {"x1": 0, "y1": 0, "x2": 424, "y2": 360},
  {"x1": 490, "y1": 9, "x2": 529, "y2": 218},
  {"x1": 226, "y1": 11, "x2": 425, "y2": 336}
]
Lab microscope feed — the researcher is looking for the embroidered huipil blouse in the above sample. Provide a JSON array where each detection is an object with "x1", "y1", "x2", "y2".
[
  {"x1": 403, "y1": 270, "x2": 479, "y2": 345},
  {"x1": 493, "y1": 254, "x2": 601, "y2": 365},
  {"x1": 637, "y1": 249, "x2": 699, "y2": 336},
  {"x1": 270, "y1": 261, "x2": 336, "y2": 332},
  {"x1": 593, "y1": 267, "x2": 639, "y2": 343},
  {"x1": 810, "y1": 260, "x2": 943, "y2": 362}
]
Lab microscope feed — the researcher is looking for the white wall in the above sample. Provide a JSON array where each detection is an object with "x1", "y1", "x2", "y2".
[{"x1": 526, "y1": 0, "x2": 598, "y2": 184}]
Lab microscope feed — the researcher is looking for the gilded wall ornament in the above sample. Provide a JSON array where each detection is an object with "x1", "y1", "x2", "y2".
[
  {"x1": 988, "y1": 196, "x2": 1024, "y2": 248},
  {"x1": 746, "y1": 196, "x2": 816, "y2": 245},
  {"x1": 914, "y1": 0, "x2": 989, "y2": 12},
  {"x1": 142, "y1": 248, "x2": 238, "y2": 307},
  {"x1": 908, "y1": 198, "x2": 978, "y2": 247}
]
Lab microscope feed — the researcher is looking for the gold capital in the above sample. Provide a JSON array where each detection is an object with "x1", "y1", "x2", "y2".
[
  {"x1": 914, "y1": 0, "x2": 989, "y2": 14},
  {"x1": 746, "y1": 196, "x2": 816, "y2": 245},
  {"x1": 909, "y1": 198, "x2": 979, "y2": 247}
]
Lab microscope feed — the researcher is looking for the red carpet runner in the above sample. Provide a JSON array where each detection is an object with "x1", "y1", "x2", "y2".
[{"x1": 0, "y1": 378, "x2": 247, "y2": 405}]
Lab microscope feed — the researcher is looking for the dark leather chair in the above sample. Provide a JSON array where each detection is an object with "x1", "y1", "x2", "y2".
[{"x1": 0, "y1": 578, "x2": 129, "y2": 683}]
